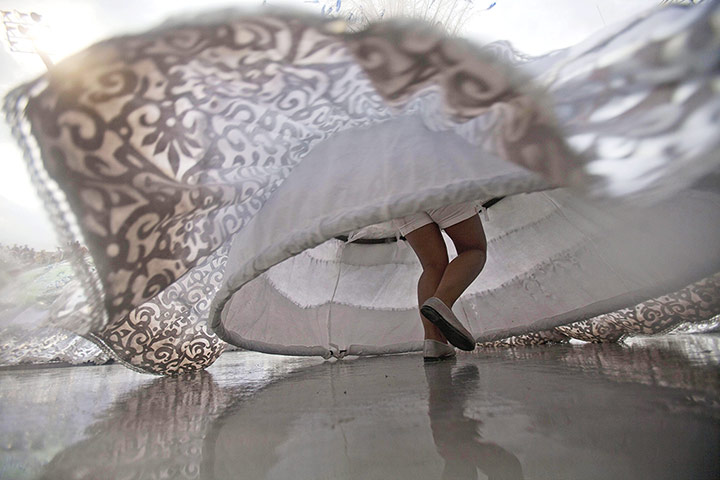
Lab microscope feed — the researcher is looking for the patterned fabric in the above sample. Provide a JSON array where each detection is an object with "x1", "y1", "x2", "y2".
[
  {"x1": 480, "y1": 273, "x2": 720, "y2": 347},
  {"x1": 478, "y1": 330, "x2": 571, "y2": 348},
  {"x1": 0, "y1": 260, "x2": 109, "y2": 367},
  {"x1": 556, "y1": 273, "x2": 720, "y2": 342},
  {"x1": 0, "y1": 327, "x2": 110, "y2": 366},
  {"x1": 97, "y1": 248, "x2": 229, "y2": 374},
  {"x1": 3, "y1": 4, "x2": 720, "y2": 374}
]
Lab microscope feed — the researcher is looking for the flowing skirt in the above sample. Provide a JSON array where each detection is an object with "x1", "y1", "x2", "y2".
[{"x1": 3, "y1": 2, "x2": 719, "y2": 374}]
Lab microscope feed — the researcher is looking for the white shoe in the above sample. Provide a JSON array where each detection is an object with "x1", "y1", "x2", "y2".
[
  {"x1": 421, "y1": 297, "x2": 476, "y2": 351},
  {"x1": 423, "y1": 339, "x2": 456, "y2": 361}
]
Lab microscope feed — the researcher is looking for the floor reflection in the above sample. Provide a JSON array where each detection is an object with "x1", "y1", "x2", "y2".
[
  {"x1": 0, "y1": 334, "x2": 717, "y2": 479},
  {"x1": 425, "y1": 361, "x2": 523, "y2": 479},
  {"x1": 40, "y1": 372, "x2": 225, "y2": 480},
  {"x1": 485, "y1": 334, "x2": 720, "y2": 399}
]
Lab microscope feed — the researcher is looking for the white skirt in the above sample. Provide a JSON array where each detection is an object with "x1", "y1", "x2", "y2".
[{"x1": 3, "y1": 2, "x2": 719, "y2": 374}]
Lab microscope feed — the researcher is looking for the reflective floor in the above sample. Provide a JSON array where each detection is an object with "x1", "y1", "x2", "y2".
[{"x1": 1, "y1": 334, "x2": 719, "y2": 480}]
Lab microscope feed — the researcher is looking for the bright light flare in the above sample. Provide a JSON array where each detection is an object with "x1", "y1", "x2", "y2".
[{"x1": 1, "y1": 10, "x2": 50, "y2": 52}]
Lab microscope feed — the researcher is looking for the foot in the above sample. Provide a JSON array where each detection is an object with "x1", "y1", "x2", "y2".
[
  {"x1": 423, "y1": 339, "x2": 456, "y2": 361},
  {"x1": 420, "y1": 297, "x2": 476, "y2": 351}
]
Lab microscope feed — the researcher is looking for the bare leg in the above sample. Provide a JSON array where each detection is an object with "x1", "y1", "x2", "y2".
[
  {"x1": 434, "y1": 215, "x2": 487, "y2": 307},
  {"x1": 405, "y1": 223, "x2": 449, "y2": 343}
]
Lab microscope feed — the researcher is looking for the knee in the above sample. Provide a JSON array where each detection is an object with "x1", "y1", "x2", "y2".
[
  {"x1": 461, "y1": 245, "x2": 487, "y2": 271},
  {"x1": 421, "y1": 258, "x2": 449, "y2": 277}
]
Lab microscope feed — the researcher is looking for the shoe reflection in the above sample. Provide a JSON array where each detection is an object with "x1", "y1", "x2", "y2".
[{"x1": 425, "y1": 360, "x2": 524, "y2": 480}]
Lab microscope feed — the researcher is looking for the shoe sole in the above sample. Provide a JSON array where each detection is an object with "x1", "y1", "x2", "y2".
[
  {"x1": 420, "y1": 305, "x2": 476, "y2": 351},
  {"x1": 423, "y1": 355, "x2": 455, "y2": 362}
]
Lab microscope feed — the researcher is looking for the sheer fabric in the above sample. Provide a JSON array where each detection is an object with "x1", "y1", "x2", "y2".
[
  {"x1": 0, "y1": 259, "x2": 109, "y2": 366},
  {"x1": 2, "y1": 3, "x2": 719, "y2": 374}
]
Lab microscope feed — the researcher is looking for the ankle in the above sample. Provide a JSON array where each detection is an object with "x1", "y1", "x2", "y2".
[
  {"x1": 424, "y1": 332, "x2": 448, "y2": 343},
  {"x1": 431, "y1": 294, "x2": 455, "y2": 308},
  {"x1": 425, "y1": 337, "x2": 448, "y2": 344}
]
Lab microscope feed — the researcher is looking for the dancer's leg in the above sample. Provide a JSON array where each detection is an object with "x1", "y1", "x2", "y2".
[
  {"x1": 433, "y1": 215, "x2": 487, "y2": 307},
  {"x1": 405, "y1": 223, "x2": 449, "y2": 342}
]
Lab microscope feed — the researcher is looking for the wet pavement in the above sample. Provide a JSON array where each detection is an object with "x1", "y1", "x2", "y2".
[{"x1": 1, "y1": 334, "x2": 718, "y2": 480}]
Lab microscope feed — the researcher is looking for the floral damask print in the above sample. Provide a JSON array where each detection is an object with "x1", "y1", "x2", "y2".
[
  {"x1": 556, "y1": 273, "x2": 720, "y2": 343},
  {"x1": 8, "y1": 13, "x2": 573, "y2": 373},
  {"x1": 480, "y1": 274, "x2": 720, "y2": 347},
  {"x1": 4, "y1": 5, "x2": 718, "y2": 372}
]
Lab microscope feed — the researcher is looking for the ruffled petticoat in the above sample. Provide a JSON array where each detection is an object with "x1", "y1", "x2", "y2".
[{"x1": 3, "y1": 2, "x2": 719, "y2": 374}]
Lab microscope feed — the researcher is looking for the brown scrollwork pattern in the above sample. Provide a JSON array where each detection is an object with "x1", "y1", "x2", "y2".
[
  {"x1": 482, "y1": 273, "x2": 720, "y2": 347},
  {"x1": 4, "y1": 12, "x2": 574, "y2": 374},
  {"x1": 479, "y1": 329, "x2": 571, "y2": 348},
  {"x1": 4, "y1": 4, "x2": 718, "y2": 373},
  {"x1": 5, "y1": 15, "x2": 395, "y2": 374},
  {"x1": 96, "y1": 247, "x2": 230, "y2": 375},
  {"x1": 346, "y1": 22, "x2": 577, "y2": 186},
  {"x1": 18, "y1": 15, "x2": 391, "y2": 329},
  {"x1": 556, "y1": 273, "x2": 720, "y2": 342}
]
